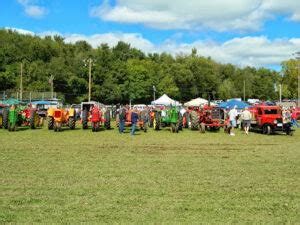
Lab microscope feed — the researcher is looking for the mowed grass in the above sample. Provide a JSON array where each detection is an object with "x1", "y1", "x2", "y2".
[{"x1": 0, "y1": 123, "x2": 299, "y2": 224}]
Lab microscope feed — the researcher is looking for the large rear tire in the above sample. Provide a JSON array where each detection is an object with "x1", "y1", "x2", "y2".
[
  {"x1": 3, "y1": 108, "x2": 9, "y2": 129},
  {"x1": 48, "y1": 116, "x2": 54, "y2": 130},
  {"x1": 82, "y1": 110, "x2": 88, "y2": 129},
  {"x1": 178, "y1": 113, "x2": 183, "y2": 131},
  {"x1": 154, "y1": 112, "x2": 161, "y2": 130},
  {"x1": 69, "y1": 117, "x2": 76, "y2": 130},
  {"x1": 190, "y1": 111, "x2": 199, "y2": 130}
]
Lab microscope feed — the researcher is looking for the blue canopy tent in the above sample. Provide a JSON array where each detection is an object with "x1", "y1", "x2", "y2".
[
  {"x1": 219, "y1": 99, "x2": 252, "y2": 109},
  {"x1": 31, "y1": 100, "x2": 56, "y2": 105}
]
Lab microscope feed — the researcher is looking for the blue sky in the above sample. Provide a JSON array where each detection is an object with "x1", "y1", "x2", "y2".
[{"x1": 1, "y1": 0, "x2": 300, "y2": 69}]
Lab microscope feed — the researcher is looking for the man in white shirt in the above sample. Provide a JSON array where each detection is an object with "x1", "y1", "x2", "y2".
[
  {"x1": 228, "y1": 105, "x2": 238, "y2": 136},
  {"x1": 241, "y1": 107, "x2": 252, "y2": 134}
]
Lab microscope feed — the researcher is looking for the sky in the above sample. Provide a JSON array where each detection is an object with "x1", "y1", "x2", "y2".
[{"x1": 1, "y1": 0, "x2": 300, "y2": 70}]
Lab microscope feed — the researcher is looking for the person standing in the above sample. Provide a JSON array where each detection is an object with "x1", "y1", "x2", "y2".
[
  {"x1": 241, "y1": 107, "x2": 252, "y2": 134},
  {"x1": 131, "y1": 108, "x2": 139, "y2": 136},
  {"x1": 291, "y1": 107, "x2": 300, "y2": 128},
  {"x1": 119, "y1": 105, "x2": 126, "y2": 134},
  {"x1": 228, "y1": 105, "x2": 238, "y2": 136}
]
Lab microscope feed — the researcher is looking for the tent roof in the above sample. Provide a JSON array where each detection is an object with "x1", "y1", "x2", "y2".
[
  {"x1": 2, "y1": 98, "x2": 24, "y2": 105},
  {"x1": 151, "y1": 94, "x2": 181, "y2": 106},
  {"x1": 31, "y1": 100, "x2": 57, "y2": 105},
  {"x1": 184, "y1": 97, "x2": 208, "y2": 107},
  {"x1": 219, "y1": 99, "x2": 251, "y2": 109}
]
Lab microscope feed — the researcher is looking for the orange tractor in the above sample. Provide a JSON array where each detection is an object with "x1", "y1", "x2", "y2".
[
  {"x1": 117, "y1": 109, "x2": 147, "y2": 132},
  {"x1": 47, "y1": 107, "x2": 76, "y2": 132}
]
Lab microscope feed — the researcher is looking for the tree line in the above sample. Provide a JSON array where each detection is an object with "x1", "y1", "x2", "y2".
[{"x1": 0, "y1": 29, "x2": 298, "y2": 104}]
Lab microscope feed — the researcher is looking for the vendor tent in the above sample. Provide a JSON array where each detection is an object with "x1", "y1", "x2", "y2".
[
  {"x1": 151, "y1": 94, "x2": 181, "y2": 106},
  {"x1": 31, "y1": 100, "x2": 57, "y2": 105},
  {"x1": 2, "y1": 98, "x2": 24, "y2": 105},
  {"x1": 184, "y1": 98, "x2": 208, "y2": 107},
  {"x1": 219, "y1": 99, "x2": 251, "y2": 109}
]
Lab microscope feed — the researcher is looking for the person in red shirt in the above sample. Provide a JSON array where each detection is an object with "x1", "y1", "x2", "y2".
[{"x1": 291, "y1": 107, "x2": 300, "y2": 128}]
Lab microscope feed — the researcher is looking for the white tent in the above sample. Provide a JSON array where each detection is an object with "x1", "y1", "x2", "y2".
[
  {"x1": 184, "y1": 98, "x2": 208, "y2": 107},
  {"x1": 151, "y1": 94, "x2": 181, "y2": 106}
]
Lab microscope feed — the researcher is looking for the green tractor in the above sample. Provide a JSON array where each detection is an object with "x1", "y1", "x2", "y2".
[
  {"x1": 152, "y1": 106, "x2": 182, "y2": 133},
  {"x1": 3, "y1": 105, "x2": 40, "y2": 131}
]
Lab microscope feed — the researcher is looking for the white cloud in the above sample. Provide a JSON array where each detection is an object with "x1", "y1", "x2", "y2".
[
  {"x1": 91, "y1": 0, "x2": 300, "y2": 31},
  {"x1": 64, "y1": 32, "x2": 155, "y2": 52},
  {"x1": 17, "y1": 0, "x2": 47, "y2": 18},
  {"x1": 5, "y1": 27, "x2": 300, "y2": 68}
]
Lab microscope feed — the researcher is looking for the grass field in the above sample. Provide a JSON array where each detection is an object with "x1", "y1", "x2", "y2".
[{"x1": 0, "y1": 124, "x2": 299, "y2": 223}]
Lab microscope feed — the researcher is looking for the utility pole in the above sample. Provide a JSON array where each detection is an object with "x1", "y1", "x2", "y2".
[
  {"x1": 20, "y1": 62, "x2": 23, "y2": 101},
  {"x1": 153, "y1": 85, "x2": 156, "y2": 102},
  {"x1": 279, "y1": 84, "x2": 282, "y2": 104},
  {"x1": 49, "y1": 75, "x2": 54, "y2": 99},
  {"x1": 295, "y1": 52, "x2": 300, "y2": 107},
  {"x1": 243, "y1": 80, "x2": 246, "y2": 102},
  {"x1": 88, "y1": 58, "x2": 92, "y2": 102}
]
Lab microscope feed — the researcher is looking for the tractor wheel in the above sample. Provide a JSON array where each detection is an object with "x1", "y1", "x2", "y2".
[
  {"x1": 54, "y1": 122, "x2": 62, "y2": 132},
  {"x1": 183, "y1": 112, "x2": 190, "y2": 128},
  {"x1": 175, "y1": 123, "x2": 179, "y2": 133},
  {"x1": 69, "y1": 117, "x2": 76, "y2": 130},
  {"x1": 39, "y1": 117, "x2": 44, "y2": 127},
  {"x1": 9, "y1": 122, "x2": 16, "y2": 132},
  {"x1": 199, "y1": 122, "x2": 206, "y2": 133},
  {"x1": 104, "y1": 110, "x2": 111, "y2": 129},
  {"x1": 48, "y1": 117, "x2": 54, "y2": 130},
  {"x1": 171, "y1": 123, "x2": 175, "y2": 133},
  {"x1": 178, "y1": 113, "x2": 183, "y2": 131},
  {"x1": 190, "y1": 111, "x2": 199, "y2": 130},
  {"x1": 154, "y1": 112, "x2": 161, "y2": 130},
  {"x1": 82, "y1": 110, "x2": 88, "y2": 129},
  {"x1": 149, "y1": 115, "x2": 153, "y2": 128},
  {"x1": 30, "y1": 110, "x2": 38, "y2": 129},
  {"x1": 262, "y1": 125, "x2": 271, "y2": 135},
  {"x1": 3, "y1": 108, "x2": 9, "y2": 129}
]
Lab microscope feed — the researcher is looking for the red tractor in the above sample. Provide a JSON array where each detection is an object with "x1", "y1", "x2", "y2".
[
  {"x1": 184, "y1": 105, "x2": 228, "y2": 133},
  {"x1": 81, "y1": 102, "x2": 110, "y2": 132},
  {"x1": 198, "y1": 105, "x2": 229, "y2": 133},
  {"x1": 249, "y1": 105, "x2": 294, "y2": 135}
]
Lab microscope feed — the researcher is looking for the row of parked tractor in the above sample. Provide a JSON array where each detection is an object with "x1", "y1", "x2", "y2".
[
  {"x1": 0, "y1": 101, "x2": 111, "y2": 132},
  {"x1": 118, "y1": 103, "x2": 295, "y2": 136},
  {"x1": 0, "y1": 100, "x2": 296, "y2": 135}
]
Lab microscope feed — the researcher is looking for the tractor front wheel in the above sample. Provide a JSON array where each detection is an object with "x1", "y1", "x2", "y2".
[
  {"x1": 104, "y1": 111, "x2": 111, "y2": 129},
  {"x1": 82, "y1": 110, "x2": 88, "y2": 129},
  {"x1": 30, "y1": 110, "x2": 39, "y2": 129},
  {"x1": 199, "y1": 122, "x2": 205, "y2": 133},
  {"x1": 54, "y1": 122, "x2": 62, "y2": 132}
]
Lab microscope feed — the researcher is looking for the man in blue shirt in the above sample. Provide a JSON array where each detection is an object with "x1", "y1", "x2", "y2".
[{"x1": 131, "y1": 108, "x2": 139, "y2": 136}]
